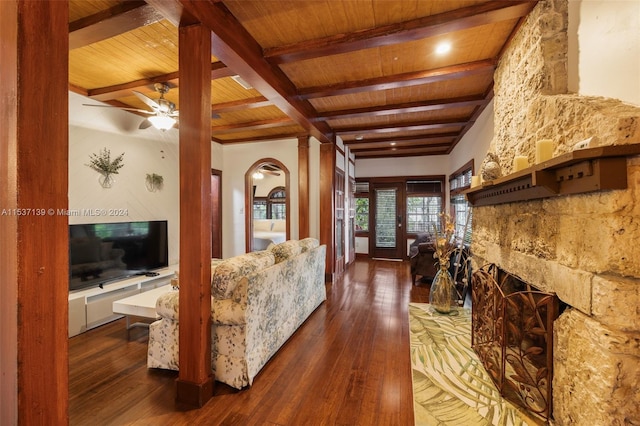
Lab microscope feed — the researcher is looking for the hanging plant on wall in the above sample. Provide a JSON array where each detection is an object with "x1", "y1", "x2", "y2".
[
  {"x1": 86, "y1": 147, "x2": 125, "y2": 188},
  {"x1": 145, "y1": 173, "x2": 164, "y2": 192}
]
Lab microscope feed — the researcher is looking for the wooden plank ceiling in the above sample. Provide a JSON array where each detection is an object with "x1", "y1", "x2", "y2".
[{"x1": 68, "y1": 0, "x2": 538, "y2": 158}]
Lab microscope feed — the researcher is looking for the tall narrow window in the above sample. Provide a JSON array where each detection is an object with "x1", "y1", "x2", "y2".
[
  {"x1": 354, "y1": 181, "x2": 369, "y2": 232},
  {"x1": 449, "y1": 160, "x2": 473, "y2": 243}
]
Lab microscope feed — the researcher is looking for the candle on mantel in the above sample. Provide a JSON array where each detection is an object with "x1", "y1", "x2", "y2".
[
  {"x1": 513, "y1": 155, "x2": 529, "y2": 172},
  {"x1": 471, "y1": 175, "x2": 481, "y2": 187},
  {"x1": 536, "y1": 139, "x2": 554, "y2": 163}
]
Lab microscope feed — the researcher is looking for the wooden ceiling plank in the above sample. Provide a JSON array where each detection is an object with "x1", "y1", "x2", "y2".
[
  {"x1": 265, "y1": 1, "x2": 538, "y2": 64},
  {"x1": 298, "y1": 59, "x2": 495, "y2": 100},
  {"x1": 69, "y1": 1, "x2": 165, "y2": 50},
  {"x1": 315, "y1": 95, "x2": 486, "y2": 121},
  {"x1": 152, "y1": 0, "x2": 334, "y2": 143},
  {"x1": 214, "y1": 131, "x2": 304, "y2": 144}
]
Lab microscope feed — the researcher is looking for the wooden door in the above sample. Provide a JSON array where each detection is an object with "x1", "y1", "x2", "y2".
[{"x1": 371, "y1": 182, "x2": 405, "y2": 259}]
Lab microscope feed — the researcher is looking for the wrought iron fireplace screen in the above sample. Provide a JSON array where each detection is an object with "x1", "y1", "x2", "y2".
[{"x1": 471, "y1": 264, "x2": 560, "y2": 422}]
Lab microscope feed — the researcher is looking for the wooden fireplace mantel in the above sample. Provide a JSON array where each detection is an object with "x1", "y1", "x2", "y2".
[{"x1": 464, "y1": 144, "x2": 640, "y2": 206}]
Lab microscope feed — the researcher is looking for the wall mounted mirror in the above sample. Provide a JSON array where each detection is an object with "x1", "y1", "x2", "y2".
[{"x1": 245, "y1": 158, "x2": 290, "y2": 252}]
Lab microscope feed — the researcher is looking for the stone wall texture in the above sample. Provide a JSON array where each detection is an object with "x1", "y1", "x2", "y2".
[{"x1": 471, "y1": 0, "x2": 640, "y2": 424}]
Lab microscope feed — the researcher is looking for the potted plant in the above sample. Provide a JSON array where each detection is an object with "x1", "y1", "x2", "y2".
[
  {"x1": 145, "y1": 173, "x2": 164, "y2": 192},
  {"x1": 86, "y1": 148, "x2": 125, "y2": 188}
]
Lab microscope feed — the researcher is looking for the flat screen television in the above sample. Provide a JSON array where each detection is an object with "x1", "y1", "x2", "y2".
[{"x1": 69, "y1": 220, "x2": 168, "y2": 291}]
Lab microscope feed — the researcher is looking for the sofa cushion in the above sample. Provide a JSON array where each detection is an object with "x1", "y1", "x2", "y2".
[
  {"x1": 269, "y1": 240, "x2": 302, "y2": 263},
  {"x1": 298, "y1": 237, "x2": 319, "y2": 252},
  {"x1": 212, "y1": 251, "x2": 275, "y2": 299}
]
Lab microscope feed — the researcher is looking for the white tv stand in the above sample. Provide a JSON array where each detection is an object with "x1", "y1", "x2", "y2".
[{"x1": 68, "y1": 265, "x2": 177, "y2": 337}]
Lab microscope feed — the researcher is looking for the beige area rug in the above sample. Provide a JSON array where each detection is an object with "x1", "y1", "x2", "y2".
[{"x1": 409, "y1": 303, "x2": 538, "y2": 426}]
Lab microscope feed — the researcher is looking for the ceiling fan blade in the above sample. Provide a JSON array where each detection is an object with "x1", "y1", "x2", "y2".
[
  {"x1": 83, "y1": 104, "x2": 154, "y2": 114},
  {"x1": 139, "y1": 118, "x2": 153, "y2": 129},
  {"x1": 132, "y1": 90, "x2": 160, "y2": 110}
]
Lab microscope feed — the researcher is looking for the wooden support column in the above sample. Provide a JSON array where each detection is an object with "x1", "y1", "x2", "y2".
[
  {"x1": 319, "y1": 143, "x2": 336, "y2": 281},
  {"x1": 0, "y1": 1, "x2": 69, "y2": 424},
  {"x1": 177, "y1": 21, "x2": 213, "y2": 407},
  {"x1": 298, "y1": 135, "x2": 310, "y2": 239}
]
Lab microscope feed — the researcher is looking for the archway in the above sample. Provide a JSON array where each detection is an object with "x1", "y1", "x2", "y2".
[{"x1": 245, "y1": 158, "x2": 290, "y2": 252}]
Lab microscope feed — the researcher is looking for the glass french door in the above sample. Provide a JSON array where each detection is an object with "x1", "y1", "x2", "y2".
[{"x1": 371, "y1": 182, "x2": 404, "y2": 259}]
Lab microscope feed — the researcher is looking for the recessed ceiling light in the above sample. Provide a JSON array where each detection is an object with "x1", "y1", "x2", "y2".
[
  {"x1": 355, "y1": 135, "x2": 364, "y2": 141},
  {"x1": 436, "y1": 42, "x2": 451, "y2": 55},
  {"x1": 390, "y1": 142, "x2": 396, "y2": 146}
]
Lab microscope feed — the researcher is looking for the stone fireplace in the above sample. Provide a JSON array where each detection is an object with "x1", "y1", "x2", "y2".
[{"x1": 469, "y1": 1, "x2": 640, "y2": 425}]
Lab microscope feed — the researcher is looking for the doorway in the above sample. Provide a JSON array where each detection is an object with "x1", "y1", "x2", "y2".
[
  {"x1": 371, "y1": 182, "x2": 405, "y2": 259},
  {"x1": 245, "y1": 158, "x2": 290, "y2": 252}
]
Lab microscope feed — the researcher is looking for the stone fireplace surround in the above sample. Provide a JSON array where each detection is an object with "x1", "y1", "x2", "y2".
[{"x1": 470, "y1": 1, "x2": 640, "y2": 425}]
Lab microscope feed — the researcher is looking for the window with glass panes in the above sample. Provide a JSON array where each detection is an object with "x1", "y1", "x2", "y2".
[
  {"x1": 267, "y1": 187, "x2": 286, "y2": 219},
  {"x1": 449, "y1": 161, "x2": 473, "y2": 243},
  {"x1": 406, "y1": 180, "x2": 444, "y2": 234},
  {"x1": 354, "y1": 181, "x2": 369, "y2": 232},
  {"x1": 253, "y1": 199, "x2": 267, "y2": 219}
]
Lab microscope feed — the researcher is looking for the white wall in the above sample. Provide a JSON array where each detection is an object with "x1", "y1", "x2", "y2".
[
  {"x1": 356, "y1": 154, "x2": 449, "y2": 178},
  {"x1": 568, "y1": 0, "x2": 640, "y2": 107},
  {"x1": 68, "y1": 92, "x2": 180, "y2": 266},
  {"x1": 448, "y1": 99, "x2": 495, "y2": 176}
]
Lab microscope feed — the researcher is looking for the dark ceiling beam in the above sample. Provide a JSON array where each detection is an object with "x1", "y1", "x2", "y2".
[
  {"x1": 347, "y1": 139, "x2": 455, "y2": 150},
  {"x1": 69, "y1": 1, "x2": 165, "y2": 50},
  {"x1": 336, "y1": 118, "x2": 468, "y2": 136},
  {"x1": 87, "y1": 62, "x2": 232, "y2": 101},
  {"x1": 316, "y1": 95, "x2": 487, "y2": 121},
  {"x1": 354, "y1": 147, "x2": 450, "y2": 159},
  {"x1": 211, "y1": 96, "x2": 271, "y2": 114},
  {"x1": 264, "y1": 1, "x2": 538, "y2": 64},
  {"x1": 297, "y1": 59, "x2": 495, "y2": 100},
  {"x1": 213, "y1": 131, "x2": 303, "y2": 144},
  {"x1": 155, "y1": 0, "x2": 334, "y2": 144},
  {"x1": 351, "y1": 142, "x2": 452, "y2": 152},
  {"x1": 343, "y1": 132, "x2": 459, "y2": 145},
  {"x1": 211, "y1": 117, "x2": 296, "y2": 134}
]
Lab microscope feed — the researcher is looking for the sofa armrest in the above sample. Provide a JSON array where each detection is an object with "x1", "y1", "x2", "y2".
[
  {"x1": 156, "y1": 291, "x2": 179, "y2": 320},
  {"x1": 212, "y1": 299, "x2": 246, "y2": 325}
]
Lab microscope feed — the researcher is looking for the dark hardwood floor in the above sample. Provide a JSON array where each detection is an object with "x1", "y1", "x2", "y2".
[{"x1": 69, "y1": 258, "x2": 431, "y2": 425}]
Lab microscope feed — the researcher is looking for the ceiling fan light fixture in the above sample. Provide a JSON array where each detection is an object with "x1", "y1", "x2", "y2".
[
  {"x1": 252, "y1": 171, "x2": 264, "y2": 180},
  {"x1": 148, "y1": 115, "x2": 176, "y2": 131}
]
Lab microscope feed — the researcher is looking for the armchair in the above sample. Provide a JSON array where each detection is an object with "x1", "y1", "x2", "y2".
[{"x1": 409, "y1": 234, "x2": 438, "y2": 285}]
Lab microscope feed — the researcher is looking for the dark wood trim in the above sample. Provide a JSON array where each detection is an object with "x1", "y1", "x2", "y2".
[
  {"x1": 335, "y1": 117, "x2": 467, "y2": 136},
  {"x1": 211, "y1": 117, "x2": 295, "y2": 134},
  {"x1": 298, "y1": 135, "x2": 310, "y2": 239},
  {"x1": 177, "y1": 21, "x2": 213, "y2": 407},
  {"x1": 319, "y1": 143, "x2": 336, "y2": 280},
  {"x1": 450, "y1": 159, "x2": 475, "y2": 180},
  {"x1": 1, "y1": 1, "x2": 69, "y2": 423}
]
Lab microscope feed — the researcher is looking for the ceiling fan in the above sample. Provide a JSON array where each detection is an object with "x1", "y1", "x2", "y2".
[
  {"x1": 252, "y1": 164, "x2": 281, "y2": 180},
  {"x1": 83, "y1": 83, "x2": 179, "y2": 131}
]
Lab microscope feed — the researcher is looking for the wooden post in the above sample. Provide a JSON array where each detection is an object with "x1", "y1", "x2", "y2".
[
  {"x1": 319, "y1": 143, "x2": 336, "y2": 281},
  {"x1": 0, "y1": 1, "x2": 69, "y2": 423},
  {"x1": 298, "y1": 135, "x2": 310, "y2": 239},
  {"x1": 177, "y1": 21, "x2": 213, "y2": 407}
]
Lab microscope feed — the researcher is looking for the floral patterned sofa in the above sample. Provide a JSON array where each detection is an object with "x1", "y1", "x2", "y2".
[{"x1": 147, "y1": 238, "x2": 327, "y2": 389}]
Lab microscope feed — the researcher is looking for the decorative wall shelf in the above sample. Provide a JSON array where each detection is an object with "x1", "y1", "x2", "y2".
[{"x1": 464, "y1": 144, "x2": 640, "y2": 206}]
